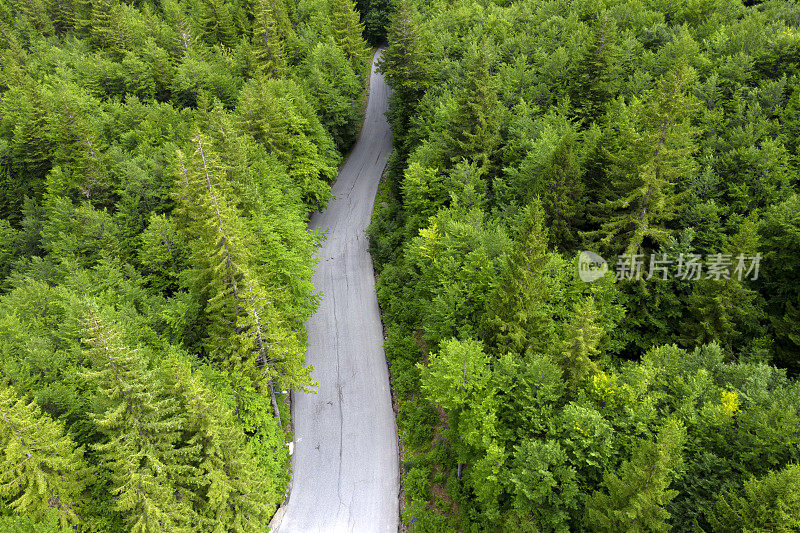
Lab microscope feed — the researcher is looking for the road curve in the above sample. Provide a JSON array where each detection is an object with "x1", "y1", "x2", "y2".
[{"x1": 273, "y1": 51, "x2": 398, "y2": 532}]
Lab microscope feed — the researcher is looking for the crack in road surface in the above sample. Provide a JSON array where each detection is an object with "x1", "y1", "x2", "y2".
[{"x1": 272, "y1": 51, "x2": 398, "y2": 533}]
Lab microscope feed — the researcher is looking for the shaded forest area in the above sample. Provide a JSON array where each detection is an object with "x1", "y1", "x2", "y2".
[
  {"x1": 369, "y1": 0, "x2": 800, "y2": 530},
  {"x1": 0, "y1": 0, "x2": 371, "y2": 530}
]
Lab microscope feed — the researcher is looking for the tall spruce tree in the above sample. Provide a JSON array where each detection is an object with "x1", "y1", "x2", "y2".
[
  {"x1": 556, "y1": 297, "x2": 603, "y2": 387},
  {"x1": 172, "y1": 132, "x2": 312, "y2": 390},
  {"x1": 378, "y1": 0, "x2": 430, "y2": 142},
  {"x1": 162, "y1": 355, "x2": 272, "y2": 531},
  {"x1": 81, "y1": 306, "x2": 197, "y2": 532},
  {"x1": 442, "y1": 45, "x2": 500, "y2": 171},
  {"x1": 252, "y1": 0, "x2": 287, "y2": 78},
  {"x1": 590, "y1": 66, "x2": 700, "y2": 256},
  {"x1": 330, "y1": 0, "x2": 370, "y2": 77},
  {"x1": 0, "y1": 384, "x2": 87, "y2": 527},
  {"x1": 585, "y1": 418, "x2": 686, "y2": 532},
  {"x1": 481, "y1": 200, "x2": 556, "y2": 355}
]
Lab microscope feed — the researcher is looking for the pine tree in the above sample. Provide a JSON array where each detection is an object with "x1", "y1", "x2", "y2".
[
  {"x1": 252, "y1": 0, "x2": 287, "y2": 78},
  {"x1": 590, "y1": 66, "x2": 700, "y2": 256},
  {"x1": 585, "y1": 418, "x2": 686, "y2": 532},
  {"x1": 173, "y1": 133, "x2": 312, "y2": 390},
  {"x1": 707, "y1": 464, "x2": 800, "y2": 532},
  {"x1": 330, "y1": 0, "x2": 370, "y2": 77},
  {"x1": 570, "y1": 12, "x2": 620, "y2": 124},
  {"x1": 442, "y1": 45, "x2": 500, "y2": 171},
  {"x1": 87, "y1": 0, "x2": 125, "y2": 54},
  {"x1": 378, "y1": 0, "x2": 430, "y2": 140},
  {"x1": 47, "y1": 93, "x2": 110, "y2": 203},
  {"x1": 197, "y1": 0, "x2": 237, "y2": 47},
  {"x1": 679, "y1": 216, "x2": 765, "y2": 359},
  {"x1": 5, "y1": 81, "x2": 52, "y2": 206},
  {"x1": 81, "y1": 306, "x2": 196, "y2": 532},
  {"x1": 480, "y1": 200, "x2": 556, "y2": 355},
  {"x1": 556, "y1": 297, "x2": 603, "y2": 386},
  {"x1": 162, "y1": 355, "x2": 272, "y2": 531},
  {"x1": 44, "y1": 0, "x2": 77, "y2": 36},
  {"x1": 0, "y1": 384, "x2": 87, "y2": 528}
]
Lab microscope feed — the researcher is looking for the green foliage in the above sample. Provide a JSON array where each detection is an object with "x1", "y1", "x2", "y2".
[
  {"x1": 237, "y1": 77, "x2": 339, "y2": 210},
  {"x1": 0, "y1": 0, "x2": 371, "y2": 528},
  {"x1": 301, "y1": 41, "x2": 364, "y2": 150},
  {"x1": 707, "y1": 463, "x2": 800, "y2": 532},
  {"x1": 330, "y1": 0, "x2": 371, "y2": 77},
  {"x1": 81, "y1": 306, "x2": 195, "y2": 531},
  {"x1": 585, "y1": 418, "x2": 686, "y2": 532},
  {"x1": 0, "y1": 384, "x2": 87, "y2": 527},
  {"x1": 252, "y1": 0, "x2": 287, "y2": 77},
  {"x1": 374, "y1": 0, "x2": 800, "y2": 529},
  {"x1": 508, "y1": 439, "x2": 579, "y2": 533}
]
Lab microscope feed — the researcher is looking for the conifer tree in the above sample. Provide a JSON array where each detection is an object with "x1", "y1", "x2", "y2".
[
  {"x1": 591, "y1": 66, "x2": 700, "y2": 256},
  {"x1": 173, "y1": 133, "x2": 312, "y2": 390},
  {"x1": 162, "y1": 355, "x2": 272, "y2": 531},
  {"x1": 45, "y1": 0, "x2": 77, "y2": 36},
  {"x1": 87, "y1": 0, "x2": 124, "y2": 54},
  {"x1": 252, "y1": 0, "x2": 287, "y2": 78},
  {"x1": 0, "y1": 384, "x2": 87, "y2": 528},
  {"x1": 379, "y1": 0, "x2": 430, "y2": 139},
  {"x1": 556, "y1": 297, "x2": 603, "y2": 386},
  {"x1": 330, "y1": 0, "x2": 370, "y2": 77},
  {"x1": 585, "y1": 418, "x2": 686, "y2": 532},
  {"x1": 570, "y1": 12, "x2": 620, "y2": 124},
  {"x1": 442, "y1": 45, "x2": 500, "y2": 171},
  {"x1": 707, "y1": 463, "x2": 800, "y2": 532},
  {"x1": 81, "y1": 306, "x2": 196, "y2": 532},
  {"x1": 4, "y1": 81, "x2": 52, "y2": 207},
  {"x1": 198, "y1": 0, "x2": 238, "y2": 47},
  {"x1": 481, "y1": 200, "x2": 556, "y2": 355},
  {"x1": 680, "y1": 216, "x2": 765, "y2": 358}
]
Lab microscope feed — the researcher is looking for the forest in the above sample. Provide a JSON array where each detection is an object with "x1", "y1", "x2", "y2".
[
  {"x1": 0, "y1": 0, "x2": 371, "y2": 530},
  {"x1": 367, "y1": 0, "x2": 800, "y2": 530},
  {"x1": 1, "y1": 0, "x2": 799, "y2": 530}
]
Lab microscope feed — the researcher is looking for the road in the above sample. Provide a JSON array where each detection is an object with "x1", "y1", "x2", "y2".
[{"x1": 272, "y1": 51, "x2": 398, "y2": 532}]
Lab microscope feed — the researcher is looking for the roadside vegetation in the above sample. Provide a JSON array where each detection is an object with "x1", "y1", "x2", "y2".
[
  {"x1": 369, "y1": 0, "x2": 800, "y2": 530},
  {"x1": 0, "y1": 0, "x2": 370, "y2": 530}
]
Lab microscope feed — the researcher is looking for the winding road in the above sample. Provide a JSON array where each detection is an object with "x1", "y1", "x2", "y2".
[{"x1": 272, "y1": 51, "x2": 399, "y2": 532}]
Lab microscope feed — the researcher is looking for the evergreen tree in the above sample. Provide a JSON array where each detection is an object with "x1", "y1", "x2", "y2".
[
  {"x1": 441, "y1": 45, "x2": 500, "y2": 171},
  {"x1": 330, "y1": 0, "x2": 370, "y2": 77},
  {"x1": 301, "y1": 41, "x2": 363, "y2": 149},
  {"x1": 252, "y1": 0, "x2": 287, "y2": 78},
  {"x1": 570, "y1": 12, "x2": 620, "y2": 124},
  {"x1": 585, "y1": 419, "x2": 686, "y2": 532},
  {"x1": 162, "y1": 355, "x2": 272, "y2": 531},
  {"x1": 88, "y1": 0, "x2": 124, "y2": 54},
  {"x1": 556, "y1": 296, "x2": 603, "y2": 387},
  {"x1": 679, "y1": 216, "x2": 765, "y2": 359},
  {"x1": 173, "y1": 132, "x2": 312, "y2": 389},
  {"x1": 197, "y1": 0, "x2": 237, "y2": 47},
  {"x1": 760, "y1": 194, "x2": 800, "y2": 372},
  {"x1": 480, "y1": 200, "x2": 556, "y2": 355},
  {"x1": 378, "y1": 0, "x2": 430, "y2": 141},
  {"x1": 81, "y1": 306, "x2": 196, "y2": 532},
  {"x1": 2, "y1": 81, "x2": 52, "y2": 212},
  {"x1": 589, "y1": 66, "x2": 700, "y2": 256},
  {"x1": 707, "y1": 463, "x2": 800, "y2": 533},
  {"x1": 0, "y1": 384, "x2": 87, "y2": 527},
  {"x1": 508, "y1": 439, "x2": 580, "y2": 533}
]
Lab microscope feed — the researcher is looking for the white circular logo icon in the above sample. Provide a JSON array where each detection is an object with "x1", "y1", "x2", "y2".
[{"x1": 578, "y1": 251, "x2": 608, "y2": 282}]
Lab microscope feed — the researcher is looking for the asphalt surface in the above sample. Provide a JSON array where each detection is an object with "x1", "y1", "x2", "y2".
[{"x1": 272, "y1": 51, "x2": 398, "y2": 532}]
